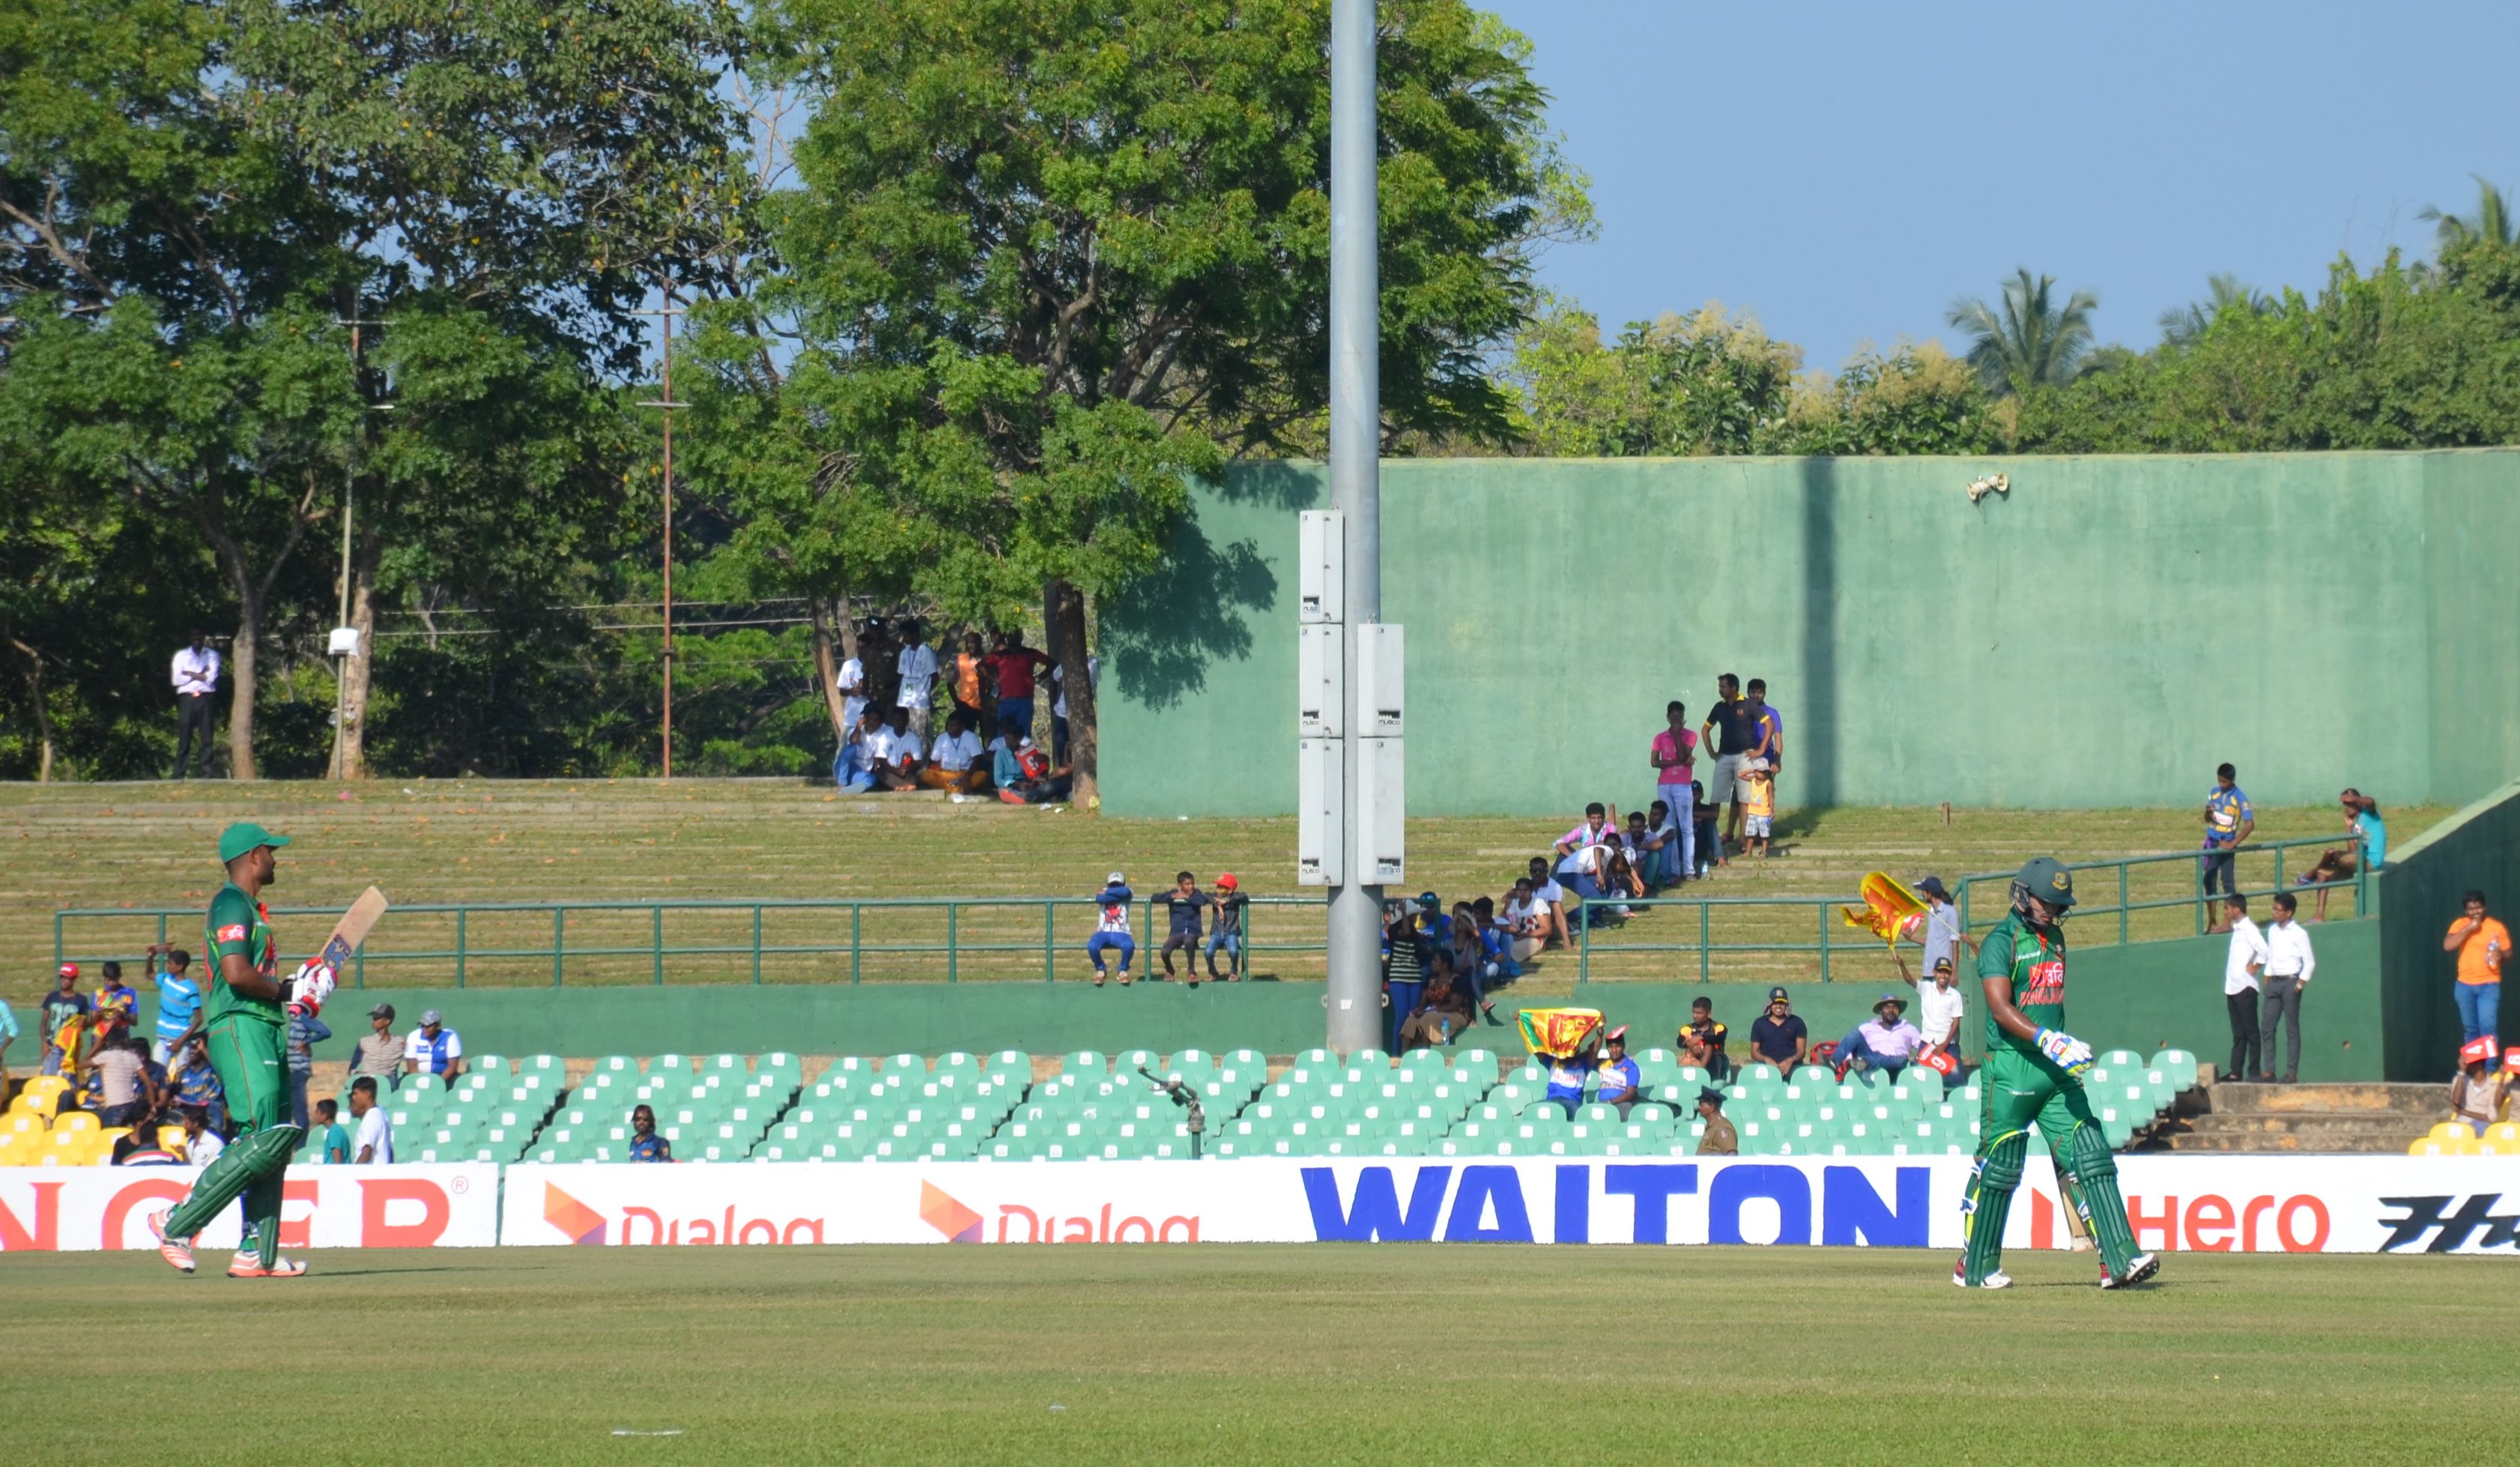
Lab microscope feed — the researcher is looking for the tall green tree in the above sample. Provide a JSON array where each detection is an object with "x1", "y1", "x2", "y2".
[
  {"x1": 1506, "y1": 298, "x2": 1799, "y2": 456},
  {"x1": 1948, "y1": 268, "x2": 2099, "y2": 396},
  {"x1": 2419, "y1": 175, "x2": 2516, "y2": 252},
  {"x1": 1761, "y1": 341, "x2": 2002, "y2": 456},
  {"x1": 694, "y1": 0, "x2": 1569, "y2": 805},
  {"x1": 2158, "y1": 273, "x2": 2276, "y2": 349}
]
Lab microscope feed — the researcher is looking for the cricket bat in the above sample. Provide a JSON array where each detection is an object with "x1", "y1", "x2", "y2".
[{"x1": 314, "y1": 886, "x2": 390, "y2": 973}]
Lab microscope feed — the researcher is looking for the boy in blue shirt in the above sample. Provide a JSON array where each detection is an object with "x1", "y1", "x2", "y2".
[
  {"x1": 2200, "y1": 763, "x2": 2254, "y2": 931},
  {"x1": 313, "y1": 1098, "x2": 351, "y2": 1164},
  {"x1": 148, "y1": 943, "x2": 203, "y2": 1065}
]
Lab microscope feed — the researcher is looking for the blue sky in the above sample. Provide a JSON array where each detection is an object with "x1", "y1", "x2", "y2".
[{"x1": 1480, "y1": 0, "x2": 2520, "y2": 373}]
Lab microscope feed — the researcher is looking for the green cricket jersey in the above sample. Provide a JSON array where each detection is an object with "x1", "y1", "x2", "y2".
[
  {"x1": 202, "y1": 881, "x2": 283, "y2": 1028},
  {"x1": 1977, "y1": 910, "x2": 2066, "y2": 1059}
]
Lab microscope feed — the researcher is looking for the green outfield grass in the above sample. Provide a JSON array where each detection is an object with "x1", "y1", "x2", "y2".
[
  {"x1": 3, "y1": 779, "x2": 2438, "y2": 1000},
  {"x1": 5, "y1": 1243, "x2": 2505, "y2": 1465}
]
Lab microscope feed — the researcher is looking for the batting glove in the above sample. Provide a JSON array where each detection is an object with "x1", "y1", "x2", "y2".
[
  {"x1": 285, "y1": 961, "x2": 338, "y2": 1015},
  {"x1": 2034, "y1": 1026, "x2": 2095, "y2": 1077}
]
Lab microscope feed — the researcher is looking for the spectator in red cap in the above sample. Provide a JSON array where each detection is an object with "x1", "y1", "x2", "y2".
[
  {"x1": 40, "y1": 964, "x2": 91, "y2": 1077},
  {"x1": 1206, "y1": 874, "x2": 1247, "y2": 981},
  {"x1": 2449, "y1": 1038, "x2": 2508, "y2": 1137}
]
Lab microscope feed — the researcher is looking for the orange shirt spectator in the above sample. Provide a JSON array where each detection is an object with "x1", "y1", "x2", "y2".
[{"x1": 2444, "y1": 891, "x2": 2508, "y2": 1045}]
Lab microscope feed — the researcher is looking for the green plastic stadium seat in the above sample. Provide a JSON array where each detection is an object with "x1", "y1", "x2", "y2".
[
  {"x1": 647, "y1": 1053, "x2": 691, "y2": 1077},
  {"x1": 1062, "y1": 1050, "x2": 1108, "y2": 1076}
]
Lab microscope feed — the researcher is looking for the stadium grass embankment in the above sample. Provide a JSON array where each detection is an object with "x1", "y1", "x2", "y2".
[
  {"x1": 9, "y1": 1244, "x2": 2508, "y2": 1465},
  {"x1": 4, "y1": 778, "x2": 2436, "y2": 1001}
]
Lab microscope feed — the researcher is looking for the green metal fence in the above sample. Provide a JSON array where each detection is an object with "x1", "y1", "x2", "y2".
[{"x1": 53, "y1": 834, "x2": 2370, "y2": 990}]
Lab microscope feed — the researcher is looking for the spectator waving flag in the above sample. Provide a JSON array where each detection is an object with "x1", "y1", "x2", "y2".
[
  {"x1": 1518, "y1": 1007, "x2": 1602, "y2": 1060},
  {"x1": 1841, "y1": 871, "x2": 1929, "y2": 949}
]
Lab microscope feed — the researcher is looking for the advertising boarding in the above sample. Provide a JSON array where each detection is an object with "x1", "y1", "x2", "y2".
[{"x1": 0, "y1": 1164, "x2": 500, "y2": 1252}]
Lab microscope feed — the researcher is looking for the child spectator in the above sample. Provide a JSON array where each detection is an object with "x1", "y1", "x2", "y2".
[
  {"x1": 1207, "y1": 874, "x2": 1247, "y2": 980},
  {"x1": 94, "y1": 962, "x2": 139, "y2": 1038},
  {"x1": 1086, "y1": 873, "x2": 1136, "y2": 986},
  {"x1": 1740, "y1": 760, "x2": 1775, "y2": 858},
  {"x1": 348, "y1": 1077, "x2": 392, "y2": 1164},
  {"x1": 921, "y1": 707, "x2": 987, "y2": 792},
  {"x1": 146, "y1": 943, "x2": 201, "y2": 1065},
  {"x1": 314, "y1": 1098, "x2": 351, "y2": 1164},
  {"x1": 1680, "y1": 995, "x2": 1730, "y2": 1081},
  {"x1": 39, "y1": 964, "x2": 89, "y2": 1076},
  {"x1": 1159, "y1": 871, "x2": 1207, "y2": 982}
]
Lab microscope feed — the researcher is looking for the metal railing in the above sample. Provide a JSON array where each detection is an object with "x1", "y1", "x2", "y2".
[
  {"x1": 1950, "y1": 833, "x2": 2374, "y2": 946},
  {"x1": 52, "y1": 834, "x2": 2372, "y2": 990}
]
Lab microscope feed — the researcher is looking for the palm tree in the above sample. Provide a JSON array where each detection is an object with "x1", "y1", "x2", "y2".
[
  {"x1": 1947, "y1": 268, "x2": 2098, "y2": 396},
  {"x1": 2158, "y1": 274, "x2": 2277, "y2": 348},
  {"x1": 2417, "y1": 175, "x2": 2516, "y2": 252}
]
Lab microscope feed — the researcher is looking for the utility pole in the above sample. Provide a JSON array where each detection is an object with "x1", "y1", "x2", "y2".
[
  {"x1": 635, "y1": 284, "x2": 689, "y2": 779},
  {"x1": 330, "y1": 315, "x2": 388, "y2": 782},
  {"x1": 1313, "y1": 0, "x2": 1400, "y2": 1056}
]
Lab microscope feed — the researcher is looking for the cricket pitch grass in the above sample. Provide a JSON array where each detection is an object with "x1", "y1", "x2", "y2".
[{"x1": 7, "y1": 1243, "x2": 2510, "y2": 1465}]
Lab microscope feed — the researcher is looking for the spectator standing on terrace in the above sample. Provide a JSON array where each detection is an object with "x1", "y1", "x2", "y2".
[
  {"x1": 951, "y1": 632, "x2": 991, "y2": 728},
  {"x1": 2259, "y1": 893, "x2": 2315, "y2": 1083},
  {"x1": 1739, "y1": 761, "x2": 1775, "y2": 859},
  {"x1": 347, "y1": 1077, "x2": 391, "y2": 1164},
  {"x1": 1748, "y1": 987, "x2": 1808, "y2": 1073},
  {"x1": 1701, "y1": 674, "x2": 1759, "y2": 859},
  {"x1": 1748, "y1": 678, "x2": 1783, "y2": 772},
  {"x1": 889, "y1": 620, "x2": 937, "y2": 742},
  {"x1": 285, "y1": 999, "x2": 330, "y2": 1130},
  {"x1": 1050, "y1": 654, "x2": 1095, "y2": 766},
  {"x1": 313, "y1": 1098, "x2": 351, "y2": 1164},
  {"x1": 1207, "y1": 874, "x2": 1247, "y2": 980},
  {"x1": 2200, "y1": 763, "x2": 2254, "y2": 931},
  {"x1": 403, "y1": 1010, "x2": 464, "y2": 1081},
  {"x1": 2298, "y1": 790, "x2": 2385, "y2": 922},
  {"x1": 987, "y1": 630, "x2": 1052, "y2": 743},
  {"x1": 94, "y1": 962, "x2": 139, "y2": 1038},
  {"x1": 1086, "y1": 873, "x2": 1136, "y2": 986},
  {"x1": 1650, "y1": 701, "x2": 1697, "y2": 880},
  {"x1": 349, "y1": 1004, "x2": 402, "y2": 1089},
  {"x1": 1835, "y1": 994, "x2": 1924, "y2": 1078},
  {"x1": 1694, "y1": 1086, "x2": 1737, "y2": 1155},
  {"x1": 920, "y1": 708, "x2": 986, "y2": 793},
  {"x1": 146, "y1": 943, "x2": 201, "y2": 1066},
  {"x1": 835, "y1": 641, "x2": 869, "y2": 736},
  {"x1": 629, "y1": 1103, "x2": 673, "y2": 1161},
  {"x1": 2220, "y1": 895, "x2": 2268, "y2": 1082},
  {"x1": 1159, "y1": 871, "x2": 1207, "y2": 982},
  {"x1": 1913, "y1": 877, "x2": 1974, "y2": 978},
  {"x1": 1382, "y1": 898, "x2": 1434, "y2": 1053},
  {"x1": 1680, "y1": 995, "x2": 1730, "y2": 1080},
  {"x1": 2444, "y1": 890, "x2": 2507, "y2": 1046},
  {"x1": 40, "y1": 964, "x2": 88, "y2": 1076},
  {"x1": 169, "y1": 630, "x2": 220, "y2": 779},
  {"x1": 84, "y1": 1031, "x2": 160, "y2": 1127}
]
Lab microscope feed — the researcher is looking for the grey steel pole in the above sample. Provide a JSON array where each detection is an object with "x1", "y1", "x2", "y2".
[{"x1": 1325, "y1": 0, "x2": 1382, "y2": 1055}]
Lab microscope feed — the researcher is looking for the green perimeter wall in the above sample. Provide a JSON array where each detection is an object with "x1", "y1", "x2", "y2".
[
  {"x1": 178, "y1": 919, "x2": 2377, "y2": 1080},
  {"x1": 1098, "y1": 450, "x2": 2520, "y2": 817},
  {"x1": 2379, "y1": 778, "x2": 2520, "y2": 1081}
]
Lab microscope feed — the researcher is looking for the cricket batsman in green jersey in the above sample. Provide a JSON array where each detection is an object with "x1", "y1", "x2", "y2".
[
  {"x1": 1955, "y1": 857, "x2": 2160, "y2": 1290},
  {"x1": 148, "y1": 823, "x2": 337, "y2": 1278}
]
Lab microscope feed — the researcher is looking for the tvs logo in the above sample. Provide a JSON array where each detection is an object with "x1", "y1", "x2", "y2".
[{"x1": 2377, "y1": 1194, "x2": 2520, "y2": 1253}]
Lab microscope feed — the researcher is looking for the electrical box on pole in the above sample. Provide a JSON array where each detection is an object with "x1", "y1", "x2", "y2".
[
  {"x1": 1355, "y1": 736, "x2": 1405, "y2": 884},
  {"x1": 1298, "y1": 511, "x2": 1344, "y2": 625},
  {"x1": 1354, "y1": 623, "x2": 1403, "y2": 735},
  {"x1": 1297, "y1": 624, "x2": 1344, "y2": 739},
  {"x1": 1297, "y1": 737, "x2": 1344, "y2": 886}
]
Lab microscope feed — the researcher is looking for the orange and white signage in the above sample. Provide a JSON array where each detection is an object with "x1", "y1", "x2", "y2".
[{"x1": 0, "y1": 1165, "x2": 498, "y2": 1252}]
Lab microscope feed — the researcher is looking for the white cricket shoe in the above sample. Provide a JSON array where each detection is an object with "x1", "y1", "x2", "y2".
[
  {"x1": 2100, "y1": 1252, "x2": 2160, "y2": 1289},
  {"x1": 1951, "y1": 1258, "x2": 2013, "y2": 1289}
]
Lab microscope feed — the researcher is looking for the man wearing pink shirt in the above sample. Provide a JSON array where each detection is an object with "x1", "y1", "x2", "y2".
[{"x1": 1650, "y1": 701, "x2": 1697, "y2": 885}]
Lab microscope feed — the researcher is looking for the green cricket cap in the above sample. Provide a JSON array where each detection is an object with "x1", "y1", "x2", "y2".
[{"x1": 216, "y1": 822, "x2": 290, "y2": 863}]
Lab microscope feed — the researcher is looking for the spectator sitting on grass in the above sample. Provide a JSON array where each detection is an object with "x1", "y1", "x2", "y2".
[
  {"x1": 1644, "y1": 799, "x2": 1684, "y2": 891},
  {"x1": 1622, "y1": 810, "x2": 1671, "y2": 894},
  {"x1": 1522, "y1": 858, "x2": 1572, "y2": 949},
  {"x1": 2449, "y1": 1038, "x2": 2508, "y2": 1137},
  {"x1": 1206, "y1": 874, "x2": 1247, "y2": 980},
  {"x1": 990, "y1": 719, "x2": 1071, "y2": 805},
  {"x1": 1553, "y1": 802, "x2": 1616, "y2": 892},
  {"x1": 1594, "y1": 1026, "x2": 1643, "y2": 1117},
  {"x1": 833, "y1": 708, "x2": 881, "y2": 792},
  {"x1": 872, "y1": 710, "x2": 927, "y2": 792},
  {"x1": 920, "y1": 707, "x2": 987, "y2": 793},
  {"x1": 145, "y1": 943, "x2": 200, "y2": 1066},
  {"x1": 1160, "y1": 871, "x2": 1207, "y2": 983},
  {"x1": 630, "y1": 1103, "x2": 673, "y2": 1162},
  {"x1": 315, "y1": 1097, "x2": 351, "y2": 1164},
  {"x1": 1748, "y1": 987, "x2": 1808, "y2": 1073},
  {"x1": 404, "y1": 1009, "x2": 464, "y2": 1081},
  {"x1": 1086, "y1": 872, "x2": 1136, "y2": 986},
  {"x1": 1834, "y1": 993, "x2": 1924, "y2": 1078},
  {"x1": 1470, "y1": 896, "x2": 1518, "y2": 997},
  {"x1": 83, "y1": 1030, "x2": 160, "y2": 1128},
  {"x1": 1500, "y1": 878, "x2": 1548, "y2": 964},
  {"x1": 349, "y1": 1003, "x2": 402, "y2": 1089},
  {"x1": 348, "y1": 1077, "x2": 391, "y2": 1164},
  {"x1": 2298, "y1": 790, "x2": 2384, "y2": 922},
  {"x1": 1680, "y1": 995, "x2": 1731, "y2": 1081}
]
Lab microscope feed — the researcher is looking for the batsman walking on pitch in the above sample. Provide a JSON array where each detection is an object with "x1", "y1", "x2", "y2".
[
  {"x1": 148, "y1": 823, "x2": 339, "y2": 1278},
  {"x1": 1955, "y1": 857, "x2": 2160, "y2": 1290}
]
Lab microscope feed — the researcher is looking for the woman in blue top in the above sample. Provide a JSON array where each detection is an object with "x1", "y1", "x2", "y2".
[{"x1": 2299, "y1": 789, "x2": 2385, "y2": 921}]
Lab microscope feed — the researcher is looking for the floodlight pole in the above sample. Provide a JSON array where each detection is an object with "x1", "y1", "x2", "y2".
[
  {"x1": 636, "y1": 285, "x2": 691, "y2": 780},
  {"x1": 1324, "y1": 0, "x2": 1382, "y2": 1056}
]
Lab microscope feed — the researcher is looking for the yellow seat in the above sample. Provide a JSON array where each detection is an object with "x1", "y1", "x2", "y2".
[
  {"x1": 52, "y1": 1111, "x2": 98, "y2": 1135},
  {"x1": 96, "y1": 1126, "x2": 131, "y2": 1152},
  {"x1": 3, "y1": 1113, "x2": 44, "y2": 1137},
  {"x1": 2485, "y1": 1122, "x2": 2520, "y2": 1144},
  {"x1": 14, "y1": 1089, "x2": 64, "y2": 1120},
  {"x1": 2409, "y1": 1137, "x2": 2459, "y2": 1156},
  {"x1": 2426, "y1": 1121, "x2": 2471, "y2": 1140},
  {"x1": 2480, "y1": 1140, "x2": 2512, "y2": 1157}
]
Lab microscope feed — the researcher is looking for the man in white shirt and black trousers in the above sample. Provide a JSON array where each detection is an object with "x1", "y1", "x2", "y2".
[
  {"x1": 2220, "y1": 894, "x2": 2268, "y2": 1083},
  {"x1": 169, "y1": 631, "x2": 220, "y2": 778},
  {"x1": 2258, "y1": 892, "x2": 2315, "y2": 1083},
  {"x1": 894, "y1": 620, "x2": 939, "y2": 742}
]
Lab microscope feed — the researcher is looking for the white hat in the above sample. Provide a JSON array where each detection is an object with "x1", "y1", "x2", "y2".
[{"x1": 1106, "y1": 871, "x2": 1126, "y2": 886}]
